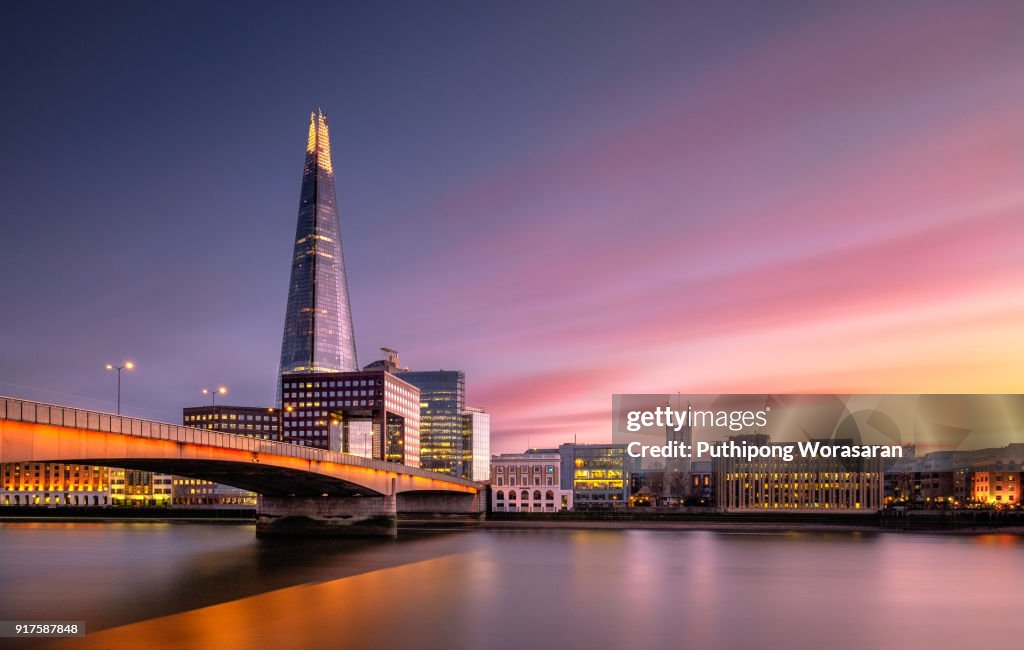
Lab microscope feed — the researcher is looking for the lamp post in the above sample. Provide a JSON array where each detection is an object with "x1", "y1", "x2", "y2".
[
  {"x1": 104, "y1": 361, "x2": 134, "y2": 415},
  {"x1": 202, "y1": 386, "x2": 227, "y2": 407}
]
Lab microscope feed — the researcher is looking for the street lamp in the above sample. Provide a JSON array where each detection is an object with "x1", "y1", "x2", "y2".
[
  {"x1": 105, "y1": 361, "x2": 134, "y2": 415},
  {"x1": 202, "y1": 386, "x2": 227, "y2": 407}
]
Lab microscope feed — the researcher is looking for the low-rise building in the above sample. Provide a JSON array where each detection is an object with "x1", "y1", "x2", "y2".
[
  {"x1": 559, "y1": 443, "x2": 630, "y2": 509},
  {"x1": 491, "y1": 449, "x2": 572, "y2": 512},
  {"x1": 1, "y1": 462, "x2": 111, "y2": 506}
]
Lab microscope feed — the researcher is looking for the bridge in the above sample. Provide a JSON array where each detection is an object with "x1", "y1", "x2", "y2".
[{"x1": 0, "y1": 396, "x2": 483, "y2": 537}]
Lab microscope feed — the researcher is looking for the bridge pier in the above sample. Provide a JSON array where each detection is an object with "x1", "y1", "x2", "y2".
[
  {"x1": 396, "y1": 491, "x2": 486, "y2": 526},
  {"x1": 256, "y1": 495, "x2": 397, "y2": 538}
]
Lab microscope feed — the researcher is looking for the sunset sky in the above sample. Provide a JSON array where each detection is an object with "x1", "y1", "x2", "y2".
[{"x1": 1, "y1": 1, "x2": 1022, "y2": 453}]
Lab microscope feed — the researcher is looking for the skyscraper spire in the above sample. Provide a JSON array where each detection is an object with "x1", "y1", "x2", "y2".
[{"x1": 278, "y1": 110, "x2": 358, "y2": 392}]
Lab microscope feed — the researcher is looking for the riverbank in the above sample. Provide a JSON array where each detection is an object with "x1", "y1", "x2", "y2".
[
  {"x1": 3, "y1": 507, "x2": 1022, "y2": 535},
  {"x1": 480, "y1": 519, "x2": 1024, "y2": 535}
]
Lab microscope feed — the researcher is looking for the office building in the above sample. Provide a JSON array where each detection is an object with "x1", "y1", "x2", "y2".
[
  {"x1": 715, "y1": 436, "x2": 884, "y2": 511},
  {"x1": 280, "y1": 370, "x2": 420, "y2": 466},
  {"x1": 464, "y1": 406, "x2": 490, "y2": 482},
  {"x1": 1, "y1": 463, "x2": 111, "y2": 506},
  {"x1": 365, "y1": 348, "x2": 491, "y2": 480},
  {"x1": 559, "y1": 443, "x2": 630, "y2": 509},
  {"x1": 278, "y1": 110, "x2": 358, "y2": 401},
  {"x1": 395, "y1": 369, "x2": 466, "y2": 476},
  {"x1": 491, "y1": 449, "x2": 572, "y2": 512},
  {"x1": 182, "y1": 405, "x2": 281, "y2": 440},
  {"x1": 174, "y1": 405, "x2": 281, "y2": 507},
  {"x1": 110, "y1": 469, "x2": 173, "y2": 507}
]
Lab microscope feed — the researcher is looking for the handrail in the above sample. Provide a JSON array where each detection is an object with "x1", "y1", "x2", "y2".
[{"x1": 0, "y1": 395, "x2": 478, "y2": 488}]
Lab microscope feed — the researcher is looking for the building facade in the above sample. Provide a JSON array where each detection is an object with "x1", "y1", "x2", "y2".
[
  {"x1": 395, "y1": 369, "x2": 467, "y2": 476},
  {"x1": 715, "y1": 437, "x2": 884, "y2": 511},
  {"x1": 491, "y1": 450, "x2": 572, "y2": 512},
  {"x1": 464, "y1": 407, "x2": 490, "y2": 482},
  {"x1": 280, "y1": 370, "x2": 421, "y2": 466},
  {"x1": 173, "y1": 405, "x2": 281, "y2": 507},
  {"x1": 364, "y1": 349, "x2": 491, "y2": 481},
  {"x1": 278, "y1": 110, "x2": 359, "y2": 403},
  {"x1": 182, "y1": 405, "x2": 281, "y2": 440},
  {"x1": 110, "y1": 469, "x2": 173, "y2": 507},
  {"x1": 559, "y1": 443, "x2": 630, "y2": 509},
  {"x1": 1, "y1": 463, "x2": 111, "y2": 506}
]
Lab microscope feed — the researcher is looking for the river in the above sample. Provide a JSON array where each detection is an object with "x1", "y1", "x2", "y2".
[{"x1": 1, "y1": 522, "x2": 1021, "y2": 649}]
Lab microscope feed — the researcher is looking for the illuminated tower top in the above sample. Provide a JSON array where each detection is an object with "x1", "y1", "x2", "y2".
[{"x1": 278, "y1": 110, "x2": 358, "y2": 386}]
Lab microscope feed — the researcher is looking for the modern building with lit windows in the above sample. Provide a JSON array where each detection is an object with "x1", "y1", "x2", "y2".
[
  {"x1": 394, "y1": 369, "x2": 466, "y2": 476},
  {"x1": 559, "y1": 443, "x2": 630, "y2": 509},
  {"x1": 182, "y1": 405, "x2": 281, "y2": 440},
  {"x1": 280, "y1": 370, "x2": 420, "y2": 466},
  {"x1": 364, "y1": 348, "x2": 491, "y2": 480},
  {"x1": 172, "y1": 405, "x2": 281, "y2": 507},
  {"x1": 1, "y1": 463, "x2": 111, "y2": 506},
  {"x1": 491, "y1": 449, "x2": 572, "y2": 512},
  {"x1": 277, "y1": 110, "x2": 359, "y2": 403},
  {"x1": 109, "y1": 469, "x2": 173, "y2": 507},
  {"x1": 715, "y1": 436, "x2": 884, "y2": 511}
]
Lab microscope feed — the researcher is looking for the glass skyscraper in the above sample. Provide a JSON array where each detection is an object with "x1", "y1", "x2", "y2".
[
  {"x1": 278, "y1": 110, "x2": 358, "y2": 393},
  {"x1": 396, "y1": 370, "x2": 467, "y2": 477}
]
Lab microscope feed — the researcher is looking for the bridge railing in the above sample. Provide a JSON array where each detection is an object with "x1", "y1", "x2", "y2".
[{"x1": 0, "y1": 395, "x2": 478, "y2": 488}]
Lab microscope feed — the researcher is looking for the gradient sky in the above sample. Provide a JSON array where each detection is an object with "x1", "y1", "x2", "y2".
[{"x1": 1, "y1": 1, "x2": 1022, "y2": 454}]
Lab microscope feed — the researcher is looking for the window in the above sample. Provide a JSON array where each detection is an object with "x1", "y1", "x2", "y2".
[{"x1": 496, "y1": 491, "x2": 504, "y2": 501}]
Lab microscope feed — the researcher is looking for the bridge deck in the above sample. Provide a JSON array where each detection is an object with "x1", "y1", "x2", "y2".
[{"x1": 0, "y1": 396, "x2": 478, "y2": 495}]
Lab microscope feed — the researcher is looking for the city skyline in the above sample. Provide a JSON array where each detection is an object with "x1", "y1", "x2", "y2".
[{"x1": 1, "y1": 2, "x2": 1023, "y2": 455}]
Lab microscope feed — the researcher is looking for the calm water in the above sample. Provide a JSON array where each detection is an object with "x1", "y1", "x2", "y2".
[{"x1": 1, "y1": 522, "x2": 1022, "y2": 649}]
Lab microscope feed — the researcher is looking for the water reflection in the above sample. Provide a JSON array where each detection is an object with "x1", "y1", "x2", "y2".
[{"x1": 1, "y1": 523, "x2": 1022, "y2": 649}]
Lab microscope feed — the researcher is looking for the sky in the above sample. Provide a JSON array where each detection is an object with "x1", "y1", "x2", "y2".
[{"x1": 1, "y1": 1, "x2": 1022, "y2": 454}]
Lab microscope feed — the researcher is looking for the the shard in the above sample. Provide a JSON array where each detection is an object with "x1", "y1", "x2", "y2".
[{"x1": 278, "y1": 110, "x2": 358, "y2": 390}]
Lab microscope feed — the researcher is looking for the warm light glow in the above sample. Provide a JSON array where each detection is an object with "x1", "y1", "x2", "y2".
[
  {"x1": 105, "y1": 364, "x2": 113, "y2": 370},
  {"x1": 124, "y1": 361, "x2": 134, "y2": 370}
]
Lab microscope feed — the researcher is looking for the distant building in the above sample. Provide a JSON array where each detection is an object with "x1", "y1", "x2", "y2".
[
  {"x1": 110, "y1": 469, "x2": 173, "y2": 507},
  {"x1": 885, "y1": 443, "x2": 1024, "y2": 505},
  {"x1": 174, "y1": 405, "x2": 281, "y2": 507},
  {"x1": 1, "y1": 463, "x2": 111, "y2": 507},
  {"x1": 280, "y1": 370, "x2": 420, "y2": 466},
  {"x1": 662, "y1": 396, "x2": 693, "y2": 504},
  {"x1": 182, "y1": 405, "x2": 281, "y2": 440},
  {"x1": 715, "y1": 436, "x2": 884, "y2": 511},
  {"x1": 394, "y1": 368, "x2": 466, "y2": 476},
  {"x1": 971, "y1": 466, "x2": 1022, "y2": 505},
  {"x1": 464, "y1": 407, "x2": 490, "y2": 482},
  {"x1": 689, "y1": 459, "x2": 714, "y2": 505},
  {"x1": 364, "y1": 348, "x2": 491, "y2": 480},
  {"x1": 491, "y1": 449, "x2": 572, "y2": 512},
  {"x1": 559, "y1": 443, "x2": 631, "y2": 509}
]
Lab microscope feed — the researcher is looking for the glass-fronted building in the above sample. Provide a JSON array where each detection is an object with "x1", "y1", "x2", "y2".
[
  {"x1": 278, "y1": 110, "x2": 358, "y2": 402},
  {"x1": 559, "y1": 443, "x2": 631, "y2": 509},
  {"x1": 396, "y1": 370, "x2": 468, "y2": 477},
  {"x1": 464, "y1": 407, "x2": 490, "y2": 482},
  {"x1": 280, "y1": 371, "x2": 421, "y2": 467}
]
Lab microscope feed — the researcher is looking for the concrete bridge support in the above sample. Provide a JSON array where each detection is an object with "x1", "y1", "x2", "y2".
[
  {"x1": 256, "y1": 494, "x2": 398, "y2": 538},
  {"x1": 396, "y1": 491, "x2": 486, "y2": 526}
]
